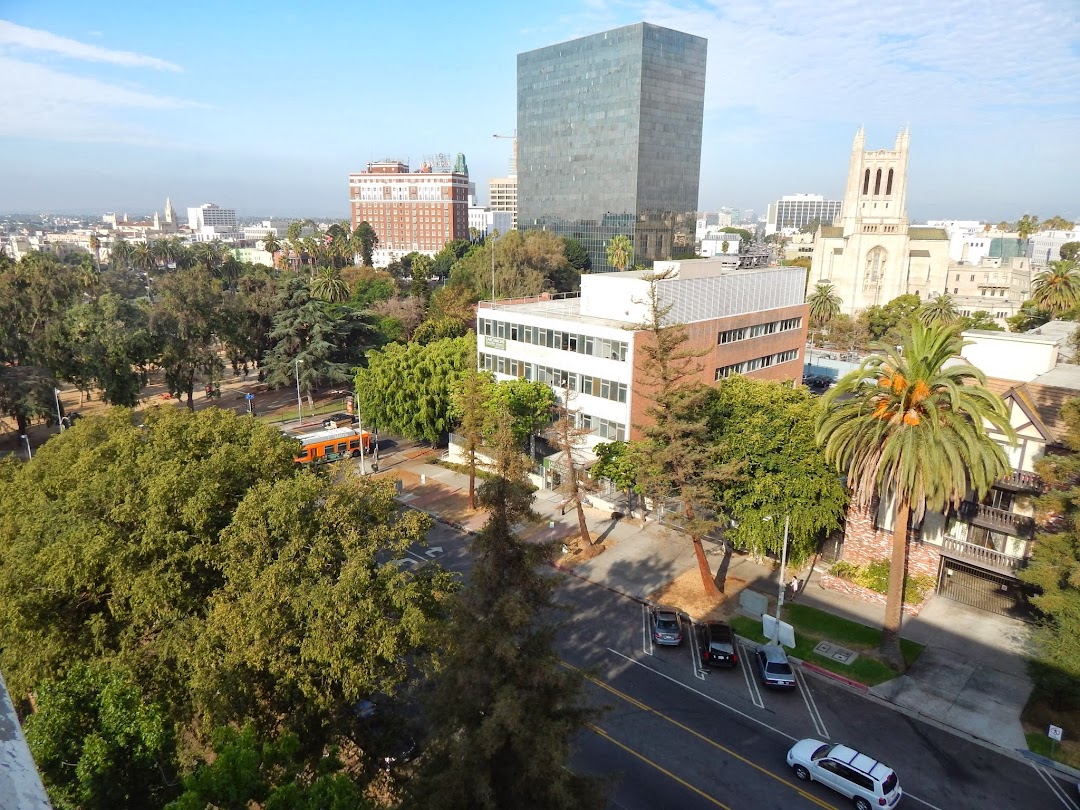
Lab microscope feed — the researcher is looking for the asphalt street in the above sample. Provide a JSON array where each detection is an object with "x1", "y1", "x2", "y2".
[{"x1": 415, "y1": 517, "x2": 1079, "y2": 810}]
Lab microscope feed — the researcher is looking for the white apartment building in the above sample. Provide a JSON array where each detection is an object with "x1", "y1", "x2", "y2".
[
  {"x1": 241, "y1": 219, "x2": 292, "y2": 241},
  {"x1": 1029, "y1": 229, "x2": 1080, "y2": 267},
  {"x1": 187, "y1": 203, "x2": 238, "y2": 241},
  {"x1": 468, "y1": 203, "x2": 513, "y2": 239},
  {"x1": 699, "y1": 236, "x2": 740, "y2": 257},
  {"x1": 475, "y1": 262, "x2": 809, "y2": 469},
  {"x1": 942, "y1": 256, "x2": 1032, "y2": 326},
  {"x1": 488, "y1": 176, "x2": 517, "y2": 230},
  {"x1": 765, "y1": 194, "x2": 842, "y2": 237}
]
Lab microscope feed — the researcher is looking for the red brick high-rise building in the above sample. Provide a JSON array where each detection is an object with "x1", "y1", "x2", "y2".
[{"x1": 349, "y1": 158, "x2": 470, "y2": 267}]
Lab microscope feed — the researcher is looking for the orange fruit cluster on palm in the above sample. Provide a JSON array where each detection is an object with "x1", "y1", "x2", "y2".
[{"x1": 871, "y1": 368, "x2": 932, "y2": 425}]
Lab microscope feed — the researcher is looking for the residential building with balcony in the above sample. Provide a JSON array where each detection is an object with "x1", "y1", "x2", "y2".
[
  {"x1": 470, "y1": 260, "x2": 808, "y2": 488},
  {"x1": 833, "y1": 330, "x2": 1080, "y2": 618}
]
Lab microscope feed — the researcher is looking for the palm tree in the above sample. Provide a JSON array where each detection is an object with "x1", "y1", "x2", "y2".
[
  {"x1": 88, "y1": 234, "x2": 101, "y2": 270},
  {"x1": 108, "y1": 237, "x2": 133, "y2": 270},
  {"x1": 816, "y1": 322, "x2": 1014, "y2": 668},
  {"x1": 262, "y1": 234, "x2": 281, "y2": 267},
  {"x1": 806, "y1": 282, "x2": 842, "y2": 328},
  {"x1": 192, "y1": 240, "x2": 225, "y2": 275},
  {"x1": 1017, "y1": 214, "x2": 1040, "y2": 241},
  {"x1": 917, "y1": 293, "x2": 958, "y2": 326},
  {"x1": 309, "y1": 266, "x2": 349, "y2": 302},
  {"x1": 606, "y1": 234, "x2": 633, "y2": 272},
  {"x1": 130, "y1": 243, "x2": 156, "y2": 275},
  {"x1": 1031, "y1": 260, "x2": 1080, "y2": 316}
]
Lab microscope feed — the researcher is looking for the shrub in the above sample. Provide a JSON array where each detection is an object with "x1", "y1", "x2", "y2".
[{"x1": 829, "y1": 558, "x2": 934, "y2": 605}]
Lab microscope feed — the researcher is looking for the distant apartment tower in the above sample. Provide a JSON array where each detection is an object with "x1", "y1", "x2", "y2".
[
  {"x1": 187, "y1": 203, "x2": 237, "y2": 230},
  {"x1": 349, "y1": 158, "x2": 470, "y2": 266},
  {"x1": 765, "y1": 194, "x2": 842, "y2": 236},
  {"x1": 187, "y1": 203, "x2": 237, "y2": 241},
  {"x1": 517, "y1": 22, "x2": 707, "y2": 272},
  {"x1": 489, "y1": 176, "x2": 518, "y2": 230}
]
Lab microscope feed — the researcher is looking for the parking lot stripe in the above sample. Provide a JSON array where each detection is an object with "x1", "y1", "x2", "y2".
[
  {"x1": 569, "y1": 659, "x2": 835, "y2": 809},
  {"x1": 737, "y1": 641, "x2": 765, "y2": 709},
  {"x1": 794, "y1": 668, "x2": 829, "y2": 739},
  {"x1": 588, "y1": 723, "x2": 733, "y2": 809},
  {"x1": 1032, "y1": 762, "x2": 1080, "y2": 810},
  {"x1": 642, "y1": 604, "x2": 653, "y2": 656},
  {"x1": 689, "y1": 622, "x2": 707, "y2": 680}
]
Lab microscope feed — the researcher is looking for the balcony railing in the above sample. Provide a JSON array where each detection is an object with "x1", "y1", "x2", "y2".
[
  {"x1": 997, "y1": 470, "x2": 1044, "y2": 493},
  {"x1": 940, "y1": 536, "x2": 1024, "y2": 575},
  {"x1": 957, "y1": 501, "x2": 1035, "y2": 537}
]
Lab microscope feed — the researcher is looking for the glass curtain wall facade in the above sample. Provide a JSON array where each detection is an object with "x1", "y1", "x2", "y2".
[{"x1": 517, "y1": 23, "x2": 707, "y2": 273}]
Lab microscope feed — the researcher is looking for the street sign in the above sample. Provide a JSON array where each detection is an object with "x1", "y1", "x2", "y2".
[
  {"x1": 762, "y1": 615, "x2": 796, "y2": 648},
  {"x1": 244, "y1": 393, "x2": 255, "y2": 400},
  {"x1": 1049, "y1": 724, "x2": 1064, "y2": 742}
]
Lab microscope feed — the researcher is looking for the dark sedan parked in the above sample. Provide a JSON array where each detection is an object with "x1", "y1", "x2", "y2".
[{"x1": 696, "y1": 622, "x2": 738, "y2": 668}]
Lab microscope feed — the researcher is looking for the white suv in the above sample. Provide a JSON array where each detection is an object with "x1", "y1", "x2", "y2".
[{"x1": 787, "y1": 739, "x2": 902, "y2": 809}]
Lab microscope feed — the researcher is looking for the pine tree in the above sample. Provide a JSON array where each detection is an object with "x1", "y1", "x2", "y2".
[{"x1": 413, "y1": 469, "x2": 604, "y2": 809}]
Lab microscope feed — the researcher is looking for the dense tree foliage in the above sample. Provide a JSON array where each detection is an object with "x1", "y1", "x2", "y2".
[
  {"x1": 1021, "y1": 398, "x2": 1080, "y2": 709},
  {"x1": 0, "y1": 407, "x2": 451, "y2": 806},
  {"x1": 355, "y1": 333, "x2": 475, "y2": 442},
  {"x1": 859, "y1": 293, "x2": 921, "y2": 341},
  {"x1": 707, "y1": 376, "x2": 847, "y2": 564}
]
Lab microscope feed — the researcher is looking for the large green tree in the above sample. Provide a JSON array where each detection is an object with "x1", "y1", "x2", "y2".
[
  {"x1": 709, "y1": 376, "x2": 847, "y2": 565},
  {"x1": 25, "y1": 663, "x2": 176, "y2": 810},
  {"x1": 859, "y1": 293, "x2": 921, "y2": 341},
  {"x1": 150, "y1": 266, "x2": 225, "y2": 409},
  {"x1": 355, "y1": 333, "x2": 475, "y2": 442},
  {"x1": 1020, "y1": 398, "x2": 1080, "y2": 709},
  {"x1": 449, "y1": 369, "x2": 497, "y2": 509},
  {"x1": 413, "y1": 473, "x2": 604, "y2": 809},
  {"x1": 816, "y1": 322, "x2": 1014, "y2": 667}
]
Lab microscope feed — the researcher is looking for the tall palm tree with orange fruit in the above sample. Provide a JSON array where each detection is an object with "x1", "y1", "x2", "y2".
[{"x1": 816, "y1": 322, "x2": 1014, "y2": 668}]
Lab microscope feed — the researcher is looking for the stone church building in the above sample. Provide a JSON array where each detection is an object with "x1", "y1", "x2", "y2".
[{"x1": 810, "y1": 127, "x2": 950, "y2": 315}]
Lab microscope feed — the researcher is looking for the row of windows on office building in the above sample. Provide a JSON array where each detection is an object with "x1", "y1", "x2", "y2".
[
  {"x1": 478, "y1": 318, "x2": 629, "y2": 361},
  {"x1": 714, "y1": 349, "x2": 800, "y2": 380},
  {"x1": 479, "y1": 353, "x2": 629, "y2": 403},
  {"x1": 717, "y1": 317, "x2": 802, "y2": 345}
]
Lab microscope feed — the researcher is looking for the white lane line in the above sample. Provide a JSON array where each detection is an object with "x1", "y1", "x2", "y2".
[
  {"x1": 606, "y1": 647, "x2": 950, "y2": 810},
  {"x1": 1033, "y1": 761, "x2": 1080, "y2": 810},
  {"x1": 794, "y1": 668, "x2": 829, "y2": 739},
  {"x1": 406, "y1": 550, "x2": 428, "y2": 563},
  {"x1": 688, "y1": 622, "x2": 707, "y2": 680},
  {"x1": 738, "y1": 641, "x2": 764, "y2": 709},
  {"x1": 642, "y1": 604, "x2": 653, "y2": 656},
  {"x1": 607, "y1": 647, "x2": 797, "y2": 742}
]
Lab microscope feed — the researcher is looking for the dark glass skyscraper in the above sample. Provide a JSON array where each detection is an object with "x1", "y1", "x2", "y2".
[{"x1": 517, "y1": 22, "x2": 707, "y2": 273}]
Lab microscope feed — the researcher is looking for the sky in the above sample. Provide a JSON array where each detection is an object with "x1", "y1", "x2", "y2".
[{"x1": 0, "y1": 0, "x2": 1077, "y2": 223}]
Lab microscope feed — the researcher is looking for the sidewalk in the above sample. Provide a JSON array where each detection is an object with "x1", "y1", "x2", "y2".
[{"x1": 387, "y1": 451, "x2": 1035, "y2": 756}]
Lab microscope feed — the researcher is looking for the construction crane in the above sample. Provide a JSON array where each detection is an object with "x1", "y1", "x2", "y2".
[{"x1": 493, "y1": 131, "x2": 517, "y2": 176}]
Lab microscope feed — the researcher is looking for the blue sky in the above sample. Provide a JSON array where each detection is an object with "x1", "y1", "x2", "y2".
[{"x1": 1, "y1": 0, "x2": 1077, "y2": 223}]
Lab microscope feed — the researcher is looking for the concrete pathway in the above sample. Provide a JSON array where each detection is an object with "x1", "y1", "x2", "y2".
[{"x1": 387, "y1": 451, "x2": 1035, "y2": 754}]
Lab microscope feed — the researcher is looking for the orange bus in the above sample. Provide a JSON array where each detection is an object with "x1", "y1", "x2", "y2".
[{"x1": 291, "y1": 426, "x2": 372, "y2": 464}]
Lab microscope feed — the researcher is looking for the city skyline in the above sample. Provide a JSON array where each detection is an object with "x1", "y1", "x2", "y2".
[{"x1": 1, "y1": 0, "x2": 1077, "y2": 221}]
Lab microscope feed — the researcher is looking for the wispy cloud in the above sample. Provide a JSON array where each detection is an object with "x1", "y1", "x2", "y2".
[
  {"x1": 0, "y1": 20, "x2": 182, "y2": 71},
  {"x1": 561, "y1": 0, "x2": 1080, "y2": 132}
]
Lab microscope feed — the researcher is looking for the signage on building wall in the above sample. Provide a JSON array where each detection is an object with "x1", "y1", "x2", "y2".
[{"x1": 484, "y1": 336, "x2": 506, "y2": 350}]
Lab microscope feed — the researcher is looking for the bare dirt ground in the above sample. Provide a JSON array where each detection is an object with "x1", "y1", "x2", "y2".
[{"x1": 647, "y1": 567, "x2": 750, "y2": 622}]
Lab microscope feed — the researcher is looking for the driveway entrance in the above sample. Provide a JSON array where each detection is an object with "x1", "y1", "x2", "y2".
[{"x1": 936, "y1": 557, "x2": 1033, "y2": 621}]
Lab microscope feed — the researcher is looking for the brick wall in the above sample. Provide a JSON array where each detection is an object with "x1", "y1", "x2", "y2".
[
  {"x1": 819, "y1": 574, "x2": 928, "y2": 616},
  {"x1": 841, "y1": 503, "x2": 940, "y2": 580}
]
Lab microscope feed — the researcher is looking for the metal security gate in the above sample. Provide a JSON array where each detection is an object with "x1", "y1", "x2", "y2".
[{"x1": 937, "y1": 557, "x2": 1033, "y2": 621}]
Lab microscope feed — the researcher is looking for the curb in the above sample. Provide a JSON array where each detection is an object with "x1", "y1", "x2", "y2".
[
  {"x1": 1018, "y1": 749, "x2": 1080, "y2": 782},
  {"x1": 798, "y1": 660, "x2": 870, "y2": 692}
]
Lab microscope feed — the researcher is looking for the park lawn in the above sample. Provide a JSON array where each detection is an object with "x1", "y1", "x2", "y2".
[{"x1": 730, "y1": 603, "x2": 923, "y2": 688}]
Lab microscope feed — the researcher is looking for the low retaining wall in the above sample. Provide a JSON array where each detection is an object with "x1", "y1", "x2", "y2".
[{"x1": 819, "y1": 574, "x2": 929, "y2": 617}]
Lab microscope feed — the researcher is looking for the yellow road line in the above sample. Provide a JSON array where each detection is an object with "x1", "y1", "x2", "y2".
[
  {"x1": 588, "y1": 723, "x2": 733, "y2": 809},
  {"x1": 565, "y1": 661, "x2": 837, "y2": 810}
]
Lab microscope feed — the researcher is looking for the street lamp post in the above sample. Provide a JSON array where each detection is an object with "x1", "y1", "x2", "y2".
[
  {"x1": 295, "y1": 358, "x2": 304, "y2": 426},
  {"x1": 763, "y1": 513, "x2": 791, "y2": 644},
  {"x1": 356, "y1": 393, "x2": 367, "y2": 475},
  {"x1": 54, "y1": 388, "x2": 64, "y2": 430},
  {"x1": 20, "y1": 434, "x2": 31, "y2": 460},
  {"x1": 490, "y1": 229, "x2": 500, "y2": 306}
]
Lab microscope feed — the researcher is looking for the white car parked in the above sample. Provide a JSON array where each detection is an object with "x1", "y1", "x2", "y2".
[{"x1": 787, "y1": 738, "x2": 902, "y2": 809}]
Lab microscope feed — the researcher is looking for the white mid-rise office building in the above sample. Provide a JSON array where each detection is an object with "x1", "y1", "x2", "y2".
[{"x1": 766, "y1": 194, "x2": 842, "y2": 236}]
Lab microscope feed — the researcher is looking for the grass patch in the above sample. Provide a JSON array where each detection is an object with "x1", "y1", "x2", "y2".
[{"x1": 729, "y1": 604, "x2": 924, "y2": 687}]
